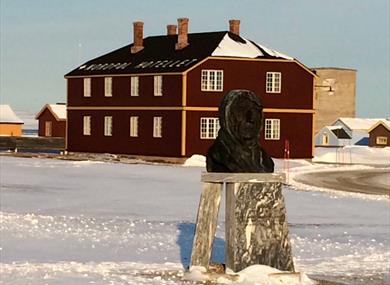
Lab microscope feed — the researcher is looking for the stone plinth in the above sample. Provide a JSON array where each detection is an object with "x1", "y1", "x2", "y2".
[{"x1": 198, "y1": 173, "x2": 294, "y2": 273}]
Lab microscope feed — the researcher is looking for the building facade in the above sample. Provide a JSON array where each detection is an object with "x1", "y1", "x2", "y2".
[
  {"x1": 35, "y1": 104, "x2": 67, "y2": 137},
  {"x1": 0, "y1": 105, "x2": 24, "y2": 136},
  {"x1": 65, "y1": 19, "x2": 316, "y2": 158},
  {"x1": 368, "y1": 121, "x2": 390, "y2": 147},
  {"x1": 313, "y1": 68, "x2": 356, "y2": 133}
]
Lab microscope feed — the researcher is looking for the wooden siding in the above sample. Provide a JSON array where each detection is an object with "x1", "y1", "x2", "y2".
[
  {"x1": 0, "y1": 124, "x2": 22, "y2": 137},
  {"x1": 186, "y1": 59, "x2": 314, "y2": 110},
  {"x1": 67, "y1": 110, "x2": 182, "y2": 156},
  {"x1": 37, "y1": 109, "x2": 66, "y2": 137},
  {"x1": 67, "y1": 75, "x2": 182, "y2": 107},
  {"x1": 369, "y1": 124, "x2": 390, "y2": 147},
  {"x1": 185, "y1": 111, "x2": 313, "y2": 158}
]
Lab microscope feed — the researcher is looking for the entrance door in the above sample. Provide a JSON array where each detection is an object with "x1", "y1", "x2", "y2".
[
  {"x1": 322, "y1": 133, "x2": 329, "y2": 145},
  {"x1": 45, "y1": 121, "x2": 52, "y2": 136}
]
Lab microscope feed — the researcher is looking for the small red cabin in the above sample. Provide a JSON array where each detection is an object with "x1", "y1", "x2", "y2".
[
  {"x1": 65, "y1": 19, "x2": 316, "y2": 158},
  {"x1": 368, "y1": 121, "x2": 390, "y2": 147},
  {"x1": 35, "y1": 104, "x2": 66, "y2": 137}
]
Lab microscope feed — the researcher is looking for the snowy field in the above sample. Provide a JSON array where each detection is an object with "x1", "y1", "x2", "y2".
[{"x1": 0, "y1": 155, "x2": 389, "y2": 285}]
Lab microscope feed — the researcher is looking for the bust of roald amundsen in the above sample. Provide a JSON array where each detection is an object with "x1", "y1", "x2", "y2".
[{"x1": 206, "y1": 90, "x2": 274, "y2": 173}]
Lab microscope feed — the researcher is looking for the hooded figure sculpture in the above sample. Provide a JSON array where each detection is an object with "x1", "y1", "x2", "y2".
[{"x1": 206, "y1": 90, "x2": 274, "y2": 173}]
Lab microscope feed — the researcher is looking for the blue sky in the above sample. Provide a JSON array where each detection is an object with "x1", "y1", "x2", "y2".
[{"x1": 1, "y1": 0, "x2": 389, "y2": 117}]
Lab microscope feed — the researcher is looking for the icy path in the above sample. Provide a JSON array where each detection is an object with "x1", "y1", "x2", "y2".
[{"x1": 1, "y1": 156, "x2": 389, "y2": 284}]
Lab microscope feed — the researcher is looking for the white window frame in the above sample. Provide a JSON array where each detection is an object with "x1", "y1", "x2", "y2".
[
  {"x1": 83, "y1": 78, "x2": 91, "y2": 97},
  {"x1": 130, "y1": 116, "x2": 139, "y2": 137},
  {"x1": 201, "y1": 70, "x2": 223, "y2": 91},
  {"x1": 83, "y1": 116, "x2": 91, "y2": 136},
  {"x1": 265, "y1": 119, "x2": 280, "y2": 140},
  {"x1": 266, "y1": 72, "x2": 282, "y2": 93},
  {"x1": 104, "y1": 77, "x2": 113, "y2": 97},
  {"x1": 154, "y1": 75, "x2": 163, "y2": 96},
  {"x1": 104, "y1": 116, "x2": 113, "y2": 136},
  {"x1": 200, "y1": 117, "x2": 220, "y2": 139},
  {"x1": 131, "y1": 76, "x2": 139, "y2": 96},
  {"x1": 153, "y1": 117, "x2": 162, "y2": 138},
  {"x1": 376, "y1": 136, "x2": 387, "y2": 145}
]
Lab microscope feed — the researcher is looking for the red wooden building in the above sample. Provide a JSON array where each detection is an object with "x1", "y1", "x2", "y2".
[
  {"x1": 65, "y1": 19, "x2": 316, "y2": 158},
  {"x1": 36, "y1": 104, "x2": 67, "y2": 137}
]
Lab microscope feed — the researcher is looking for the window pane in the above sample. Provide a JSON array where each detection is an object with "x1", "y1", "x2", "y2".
[
  {"x1": 130, "y1": 116, "x2": 138, "y2": 137},
  {"x1": 83, "y1": 116, "x2": 91, "y2": 135},
  {"x1": 104, "y1": 116, "x2": 113, "y2": 136},
  {"x1": 131, "y1": 77, "x2": 139, "y2": 96},
  {"x1": 105, "y1": 77, "x2": 112, "y2": 97},
  {"x1": 83, "y1": 78, "x2": 91, "y2": 97}
]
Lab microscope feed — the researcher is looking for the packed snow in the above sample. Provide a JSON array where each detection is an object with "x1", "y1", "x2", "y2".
[
  {"x1": 0, "y1": 153, "x2": 389, "y2": 285},
  {"x1": 211, "y1": 33, "x2": 293, "y2": 60}
]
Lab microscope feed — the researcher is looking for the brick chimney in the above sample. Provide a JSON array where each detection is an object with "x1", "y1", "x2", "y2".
[
  {"x1": 131, "y1": 21, "x2": 144, "y2": 53},
  {"x1": 167, "y1": 24, "x2": 177, "y2": 35},
  {"x1": 229, "y1": 19, "x2": 240, "y2": 36},
  {"x1": 175, "y1": 18, "x2": 189, "y2": 50}
]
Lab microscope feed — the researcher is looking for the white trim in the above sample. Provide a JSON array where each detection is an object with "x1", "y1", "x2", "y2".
[
  {"x1": 104, "y1": 77, "x2": 113, "y2": 97},
  {"x1": 131, "y1": 76, "x2": 139, "y2": 96},
  {"x1": 83, "y1": 116, "x2": 91, "y2": 136},
  {"x1": 265, "y1": 118, "x2": 280, "y2": 140},
  {"x1": 376, "y1": 136, "x2": 387, "y2": 145},
  {"x1": 201, "y1": 69, "x2": 223, "y2": 92},
  {"x1": 266, "y1": 72, "x2": 281, "y2": 94},
  {"x1": 200, "y1": 117, "x2": 220, "y2": 139},
  {"x1": 154, "y1": 75, "x2": 163, "y2": 96},
  {"x1": 153, "y1": 116, "x2": 162, "y2": 138},
  {"x1": 130, "y1": 116, "x2": 139, "y2": 137},
  {"x1": 83, "y1": 78, "x2": 91, "y2": 97},
  {"x1": 104, "y1": 116, "x2": 113, "y2": 136}
]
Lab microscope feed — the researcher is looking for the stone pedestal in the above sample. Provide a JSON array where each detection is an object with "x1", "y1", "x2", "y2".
[{"x1": 191, "y1": 173, "x2": 294, "y2": 273}]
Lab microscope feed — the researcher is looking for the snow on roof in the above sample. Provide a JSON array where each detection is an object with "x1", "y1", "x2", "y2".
[
  {"x1": 48, "y1": 104, "x2": 66, "y2": 120},
  {"x1": 336, "y1": 118, "x2": 387, "y2": 131},
  {"x1": 211, "y1": 33, "x2": 293, "y2": 59},
  {"x1": 0, "y1": 105, "x2": 24, "y2": 124},
  {"x1": 327, "y1": 125, "x2": 343, "y2": 130},
  {"x1": 368, "y1": 120, "x2": 390, "y2": 132},
  {"x1": 35, "y1": 104, "x2": 66, "y2": 121}
]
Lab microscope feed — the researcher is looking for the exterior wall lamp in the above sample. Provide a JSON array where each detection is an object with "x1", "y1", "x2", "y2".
[{"x1": 315, "y1": 85, "x2": 335, "y2": 96}]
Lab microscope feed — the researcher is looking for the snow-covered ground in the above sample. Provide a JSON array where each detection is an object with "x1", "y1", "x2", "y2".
[{"x1": 0, "y1": 153, "x2": 389, "y2": 285}]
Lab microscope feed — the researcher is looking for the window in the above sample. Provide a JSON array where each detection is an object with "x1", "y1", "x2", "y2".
[
  {"x1": 130, "y1": 116, "x2": 139, "y2": 137},
  {"x1": 104, "y1": 116, "x2": 113, "y2": 136},
  {"x1": 83, "y1": 116, "x2": 91, "y2": 135},
  {"x1": 266, "y1": 72, "x2": 281, "y2": 93},
  {"x1": 153, "y1": 117, "x2": 162, "y2": 138},
  {"x1": 154, "y1": 75, "x2": 163, "y2": 96},
  {"x1": 131, "y1": 76, "x2": 139, "y2": 96},
  {"x1": 200, "y1": 117, "x2": 220, "y2": 139},
  {"x1": 45, "y1": 121, "x2": 52, "y2": 137},
  {"x1": 83, "y1": 78, "x2": 91, "y2": 97},
  {"x1": 265, "y1": 119, "x2": 280, "y2": 140},
  {"x1": 201, "y1": 70, "x2": 223, "y2": 91},
  {"x1": 105, "y1": 77, "x2": 113, "y2": 97},
  {"x1": 376, "y1": 136, "x2": 388, "y2": 145}
]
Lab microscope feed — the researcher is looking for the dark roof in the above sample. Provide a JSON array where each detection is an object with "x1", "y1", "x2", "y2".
[
  {"x1": 65, "y1": 31, "x2": 290, "y2": 77},
  {"x1": 331, "y1": 128, "x2": 351, "y2": 139},
  {"x1": 355, "y1": 137, "x2": 369, "y2": 146}
]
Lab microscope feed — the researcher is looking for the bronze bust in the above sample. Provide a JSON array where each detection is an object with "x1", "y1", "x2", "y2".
[{"x1": 206, "y1": 90, "x2": 274, "y2": 173}]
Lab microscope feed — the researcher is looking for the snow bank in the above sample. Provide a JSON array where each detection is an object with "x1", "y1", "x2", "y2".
[
  {"x1": 186, "y1": 265, "x2": 315, "y2": 285},
  {"x1": 183, "y1": 154, "x2": 206, "y2": 167},
  {"x1": 314, "y1": 146, "x2": 390, "y2": 165}
]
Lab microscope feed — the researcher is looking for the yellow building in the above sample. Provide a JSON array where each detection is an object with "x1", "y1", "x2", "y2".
[{"x1": 0, "y1": 105, "x2": 24, "y2": 136}]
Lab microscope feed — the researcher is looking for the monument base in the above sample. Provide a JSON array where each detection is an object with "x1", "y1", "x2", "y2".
[{"x1": 191, "y1": 173, "x2": 294, "y2": 273}]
